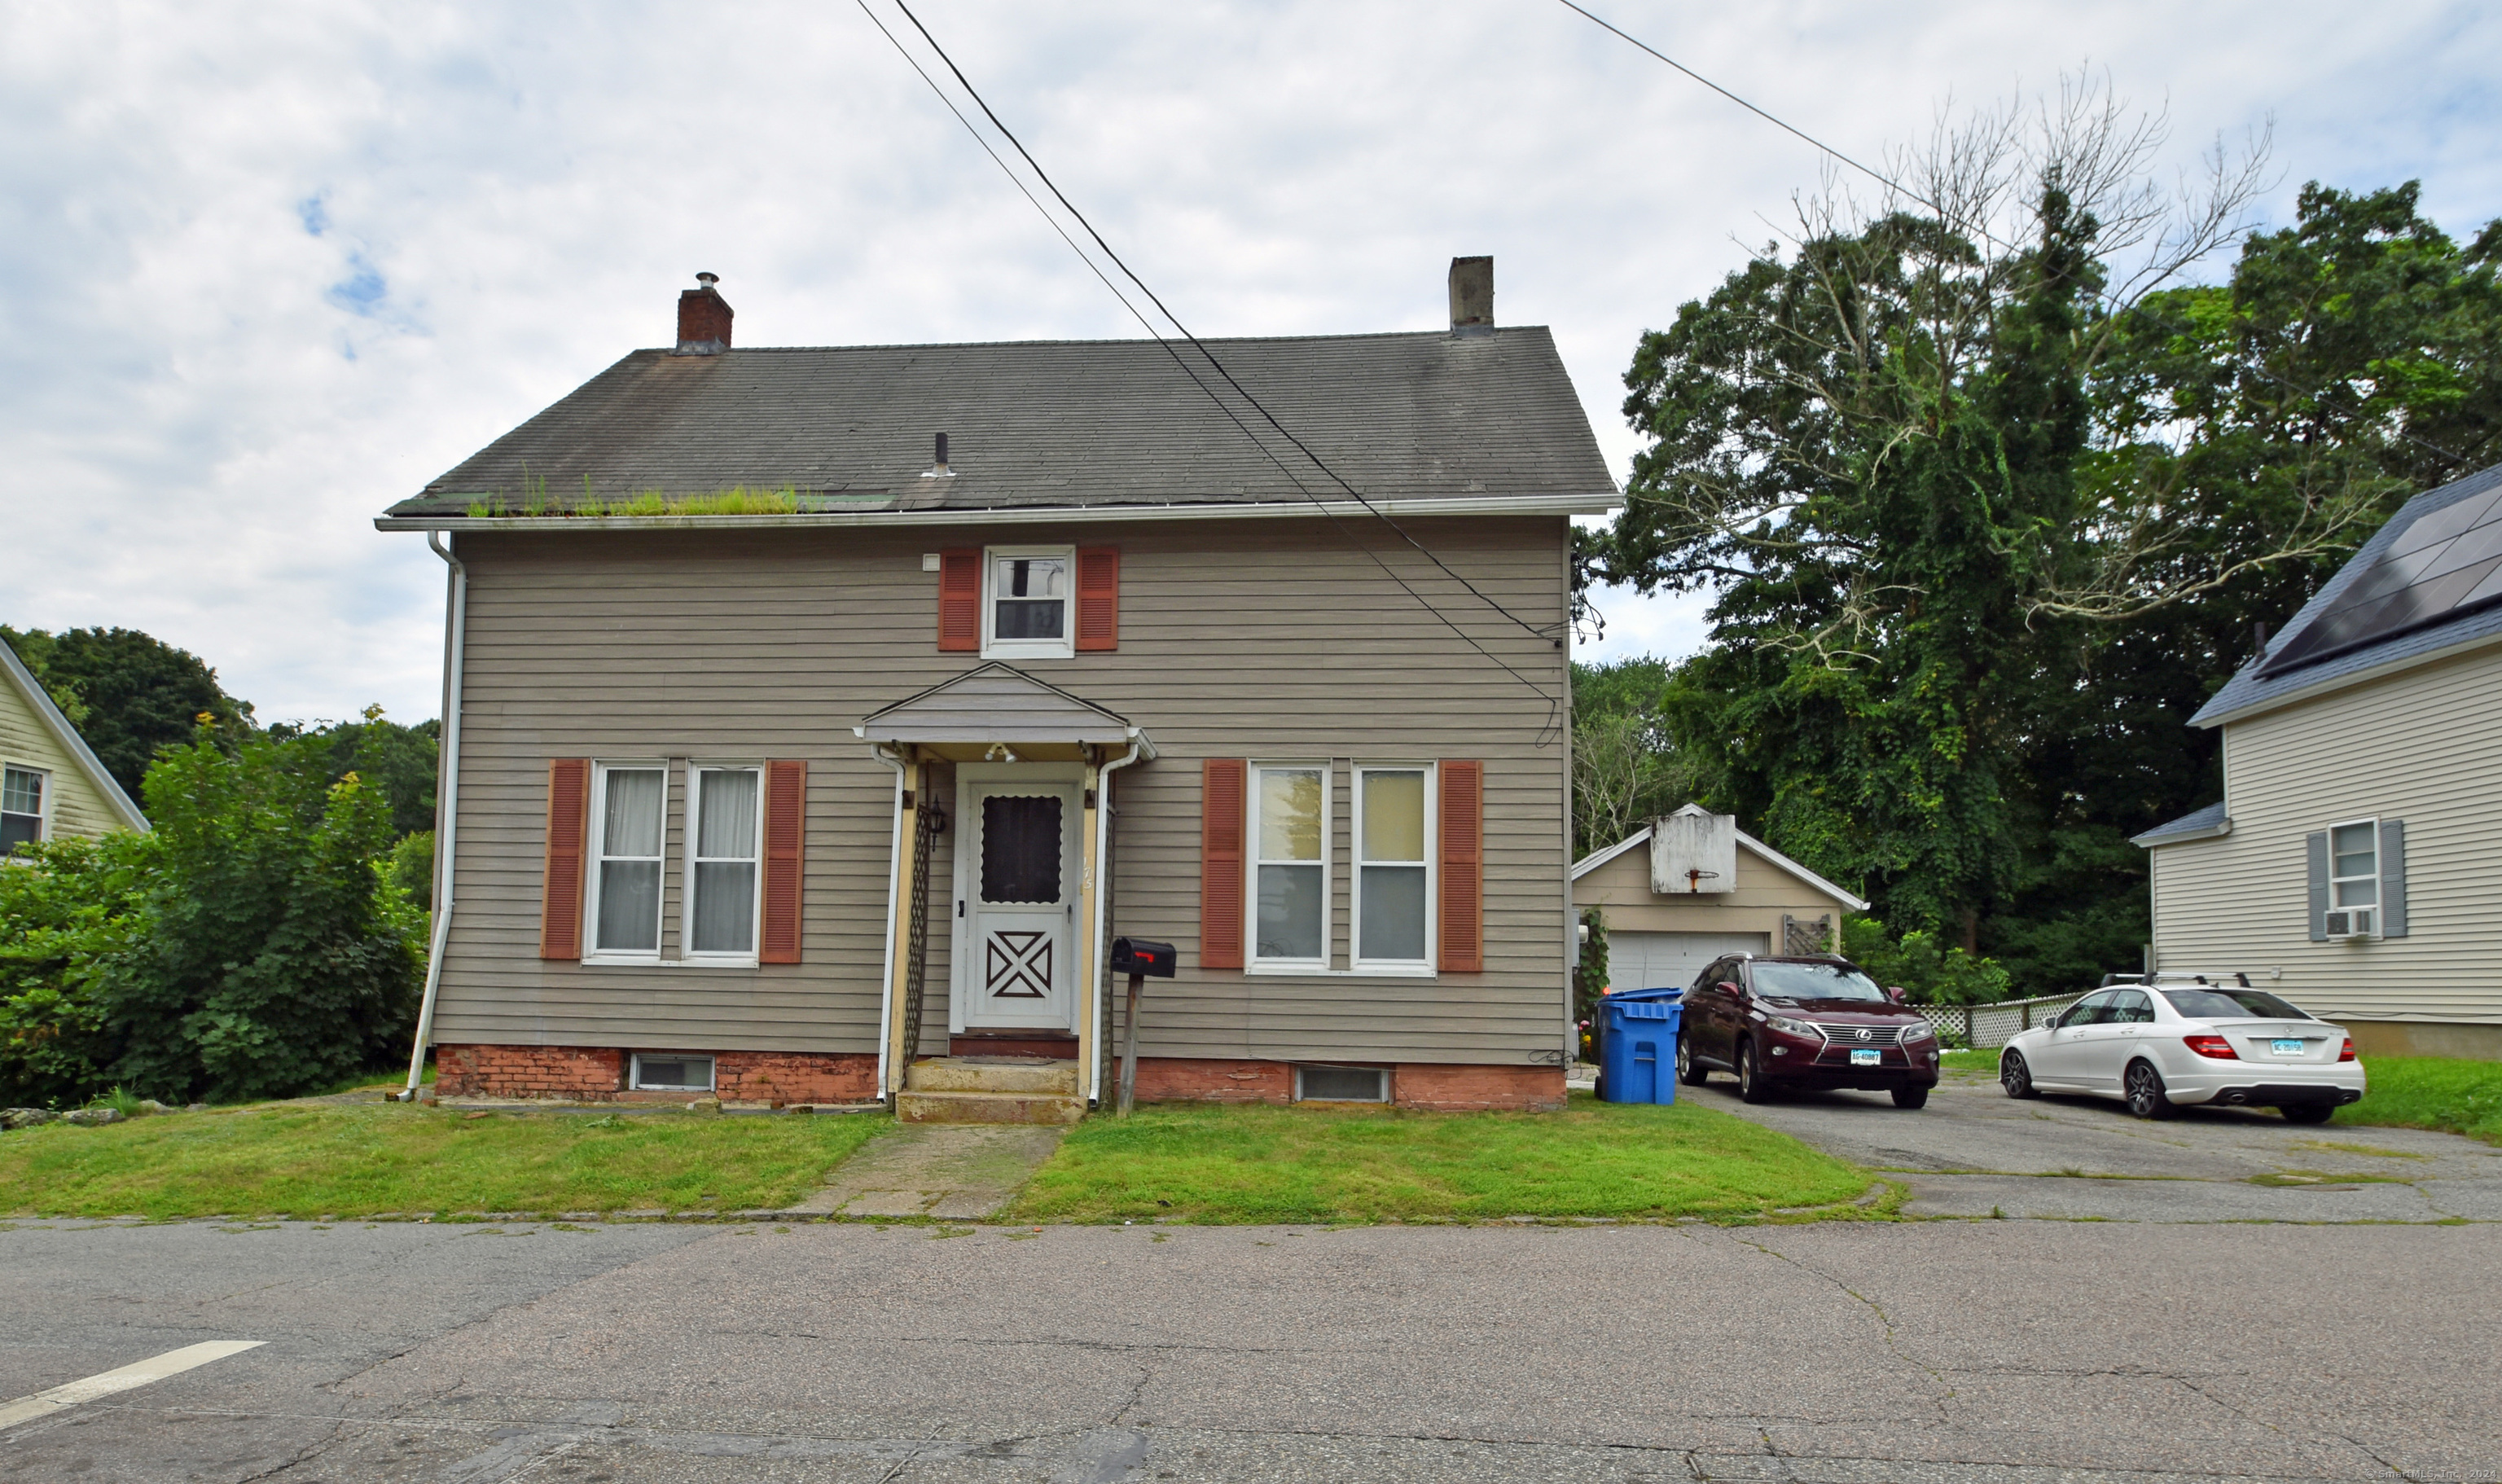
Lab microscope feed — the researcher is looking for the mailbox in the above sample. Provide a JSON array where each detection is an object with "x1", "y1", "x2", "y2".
[{"x1": 1110, "y1": 937, "x2": 1176, "y2": 977}]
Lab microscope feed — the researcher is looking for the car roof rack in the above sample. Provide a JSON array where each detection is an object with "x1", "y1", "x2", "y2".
[{"x1": 2100, "y1": 971, "x2": 2252, "y2": 989}]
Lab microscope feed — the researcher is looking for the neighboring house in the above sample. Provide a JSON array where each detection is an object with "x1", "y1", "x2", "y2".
[
  {"x1": 380, "y1": 265, "x2": 1617, "y2": 1114},
  {"x1": 0, "y1": 638, "x2": 148, "y2": 850},
  {"x1": 2137, "y1": 459, "x2": 2502, "y2": 1060},
  {"x1": 1571, "y1": 804, "x2": 1868, "y2": 992}
]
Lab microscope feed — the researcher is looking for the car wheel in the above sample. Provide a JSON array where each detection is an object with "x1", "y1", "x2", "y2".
[
  {"x1": 2280, "y1": 1103, "x2": 2336, "y2": 1126},
  {"x1": 1676, "y1": 1034, "x2": 1708, "y2": 1086},
  {"x1": 2123, "y1": 1060, "x2": 2175, "y2": 1120},
  {"x1": 1891, "y1": 1085, "x2": 1929, "y2": 1110},
  {"x1": 2000, "y1": 1051, "x2": 2039, "y2": 1100},
  {"x1": 1736, "y1": 1040, "x2": 1775, "y2": 1104}
]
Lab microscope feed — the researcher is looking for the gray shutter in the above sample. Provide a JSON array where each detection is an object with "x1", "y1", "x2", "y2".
[
  {"x1": 2305, "y1": 832, "x2": 2329, "y2": 942},
  {"x1": 2379, "y1": 819, "x2": 2408, "y2": 938}
]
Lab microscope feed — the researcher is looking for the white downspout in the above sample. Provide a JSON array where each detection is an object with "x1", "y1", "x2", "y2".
[
  {"x1": 1086, "y1": 731, "x2": 1152, "y2": 1104},
  {"x1": 870, "y1": 742, "x2": 910, "y2": 1100},
  {"x1": 401, "y1": 531, "x2": 466, "y2": 1101}
]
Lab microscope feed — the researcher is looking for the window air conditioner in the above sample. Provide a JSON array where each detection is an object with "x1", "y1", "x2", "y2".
[{"x1": 2324, "y1": 908, "x2": 2375, "y2": 941}]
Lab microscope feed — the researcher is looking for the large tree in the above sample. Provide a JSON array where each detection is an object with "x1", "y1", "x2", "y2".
[
  {"x1": 1587, "y1": 94, "x2": 2502, "y2": 990},
  {"x1": 1, "y1": 626, "x2": 252, "y2": 801}
]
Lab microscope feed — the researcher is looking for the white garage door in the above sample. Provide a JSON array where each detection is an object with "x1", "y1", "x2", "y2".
[{"x1": 1605, "y1": 931, "x2": 1769, "y2": 994}]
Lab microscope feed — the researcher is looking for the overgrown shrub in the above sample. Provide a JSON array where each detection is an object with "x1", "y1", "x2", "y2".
[
  {"x1": 1840, "y1": 915, "x2": 2012, "y2": 1006},
  {"x1": 0, "y1": 724, "x2": 424, "y2": 1106}
]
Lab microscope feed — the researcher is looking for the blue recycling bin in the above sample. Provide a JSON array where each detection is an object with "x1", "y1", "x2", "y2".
[{"x1": 1597, "y1": 988, "x2": 1683, "y2": 1105}]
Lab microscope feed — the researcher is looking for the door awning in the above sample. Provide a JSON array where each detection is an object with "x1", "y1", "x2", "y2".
[{"x1": 854, "y1": 661, "x2": 1153, "y2": 760}]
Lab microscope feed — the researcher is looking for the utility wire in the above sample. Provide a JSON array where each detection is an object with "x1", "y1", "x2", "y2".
[
  {"x1": 1552, "y1": 0, "x2": 2482, "y2": 478},
  {"x1": 856, "y1": 0, "x2": 1568, "y2": 738}
]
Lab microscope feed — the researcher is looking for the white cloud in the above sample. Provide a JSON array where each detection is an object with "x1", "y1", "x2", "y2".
[{"x1": 2, "y1": 0, "x2": 2494, "y2": 721}]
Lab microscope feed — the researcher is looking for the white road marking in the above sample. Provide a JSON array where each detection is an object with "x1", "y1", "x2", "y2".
[{"x1": 0, "y1": 1341, "x2": 265, "y2": 1432}]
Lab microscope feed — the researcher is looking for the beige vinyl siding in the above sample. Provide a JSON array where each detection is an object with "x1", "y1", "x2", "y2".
[
  {"x1": 0, "y1": 674, "x2": 127, "y2": 841},
  {"x1": 1573, "y1": 840, "x2": 1855, "y2": 935},
  {"x1": 432, "y1": 516, "x2": 1571, "y2": 1065},
  {"x1": 2149, "y1": 639, "x2": 2502, "y2": 1024}
]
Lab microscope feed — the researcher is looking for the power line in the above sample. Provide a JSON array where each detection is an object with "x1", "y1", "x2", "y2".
[
  {"x1": 854, "y1": 0, "x2": 1568, "y2": 737},
  {"x1": 1552, "y1": 0, "x2": 2482, "y2": 478}
]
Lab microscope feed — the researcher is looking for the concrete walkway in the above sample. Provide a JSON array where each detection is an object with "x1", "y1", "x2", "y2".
[{"x1": 783, "y1": 1122, "x2": 1065, "y2": 1218}]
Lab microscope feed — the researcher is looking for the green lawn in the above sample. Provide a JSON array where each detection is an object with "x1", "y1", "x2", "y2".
[
  {"x1": 2337, "y1": 1056, "x2": 2502, "y2": 1144},
  {"x1": 0, "y1": 1102, "x2": 883, "y2": 1219},
  {"x1": 1003, "y1": 1091, "x2": 1873, "y2": 1224}
]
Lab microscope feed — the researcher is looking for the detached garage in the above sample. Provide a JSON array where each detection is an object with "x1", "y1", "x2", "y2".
[{"x1": 1573, "y1": 805, "x2": 1868, "y2": 992}]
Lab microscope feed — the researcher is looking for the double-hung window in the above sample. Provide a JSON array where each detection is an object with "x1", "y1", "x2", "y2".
[
  {"x1": 1251, "y1": 764, "x2": 1328, "y2": 968},
  {"x1": 588, "y1": 764, "x2": 665, "y2": 958},
  {"x1": 1354, "y1": 766, "x2": 1433, "y2": 970},
  {"x1": 2329, "y1": 819, "x2": 2379, "y2": 935},
  {"x1": 687, "y1": 766, "x2": 762, "y2": 959},
  {"x1": 1, "y1": 766, "x2": 43, "y2": 855},
  {"x1": 983, "y1": 547, "x2": 1073, "y2": 659}
]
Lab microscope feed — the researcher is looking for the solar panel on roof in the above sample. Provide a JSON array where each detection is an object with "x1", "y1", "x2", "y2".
[{"x1": 2263, "y1": 482, "x2": 2502, "y2": 674}]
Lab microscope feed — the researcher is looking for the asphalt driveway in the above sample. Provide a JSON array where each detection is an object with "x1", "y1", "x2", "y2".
[
  {"x1": 5, "y1": 1215, "x2": 2500, "y2": 1482},
  {"x1": 1683, "y1": 1063, "x2": 2502, "y2": 1221}
]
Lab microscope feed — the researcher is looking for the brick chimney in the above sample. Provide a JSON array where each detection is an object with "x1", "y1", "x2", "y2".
[
  {"x1": 674, "y1": 272, "x2": 733, "y2": 355},
  {"x1": 1448, "y1": 256, "x2": 1493, "y2": 332}
]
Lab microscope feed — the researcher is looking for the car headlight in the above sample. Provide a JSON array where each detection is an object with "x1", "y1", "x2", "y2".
[
  {"x1": 1766, "y1": 1015, "x2": 1821, "y2": 1038},
  {"x1": 1900, "y1": 1021, "x2": 1935, "y2": 1043}
]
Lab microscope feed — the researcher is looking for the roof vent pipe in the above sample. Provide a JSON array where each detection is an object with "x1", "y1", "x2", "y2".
[
  {"x1": 674, "y1": 272, "x2": 733, "y2": 356},
  {"x1": 1449, "y1": 255, "x2": 1494, "y2": 333},
  {"x1": 923, "y1": 432, "x2": 955, "y2": 479}
]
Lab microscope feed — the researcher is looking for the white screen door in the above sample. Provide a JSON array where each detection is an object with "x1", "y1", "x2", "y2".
[{"x1": 954, "y1": 778, "x2": 1082, "y2": 1032}]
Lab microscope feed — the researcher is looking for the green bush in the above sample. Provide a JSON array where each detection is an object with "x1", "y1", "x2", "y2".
[
  {"x1": 0, "y1": 724, "x2": 424, "y2": 1106},
  {"x1": 388, "y1": 830, "x2": 435, "y2": 915},
  {"x1": 1841, "y1": 914, "x2": 2013, "y2": 1005}
]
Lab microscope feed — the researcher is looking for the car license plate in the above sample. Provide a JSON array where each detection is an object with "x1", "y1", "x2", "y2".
[
  {"x1": 2271, "y1": 1038, "x2": 2306, "y2": 1056},
  {"x1": 1850, "y1": 1048, "x2": 1882, "y2": 1066}
]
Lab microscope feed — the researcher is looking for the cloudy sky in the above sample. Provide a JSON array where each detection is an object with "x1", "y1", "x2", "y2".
[{"x1": 4, "y1": 0, "x2": 2496, "y2": 725}]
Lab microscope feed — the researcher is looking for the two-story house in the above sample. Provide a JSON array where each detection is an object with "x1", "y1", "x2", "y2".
[
  {"x1": 2136, "y1": 459, "x2": 2502, "y2": 1061},
  {"x1": 380, "y1": 265, "x2": 1617, "y2": 1116}
]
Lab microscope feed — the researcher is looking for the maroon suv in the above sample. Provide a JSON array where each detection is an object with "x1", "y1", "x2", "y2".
[{"x1": 1678, "y1": 954, "x2": 1942, "y2": 1109}]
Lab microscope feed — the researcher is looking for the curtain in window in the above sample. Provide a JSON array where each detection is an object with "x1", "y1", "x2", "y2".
[
  {"x1": 694, "y1": 769, "x2": 760, "y2": 954},
  {"x1": 596, "y1": 769, "x2": 664, "y2": 952}
]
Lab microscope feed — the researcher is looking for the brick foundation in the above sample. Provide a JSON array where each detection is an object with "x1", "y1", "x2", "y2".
[
  {"x1": 433, "y1": 1045, "x2": 876, "y2": 1104},
  {"x1": 1131, "y1": 1057, "x2": 1565, "y2": 1113}
]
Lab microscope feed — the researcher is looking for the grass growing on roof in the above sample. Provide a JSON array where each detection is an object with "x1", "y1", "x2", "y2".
[
  {"x1": 0, "y1": 1100, "x2": 883, "y2": 1219},
  {"x1": 2336, "y1": 1056, "x2": 2502, "y2": 1144},
  {"x1": 1003, "y1": 1091, "x2": 1870, "y2": 1224}
]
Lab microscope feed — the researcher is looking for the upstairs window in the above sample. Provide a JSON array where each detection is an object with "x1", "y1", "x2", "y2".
[
  {"x1": 1, "y1": 766, "x2": 42, "y2": 854},
  {"x1": 590, "y1": 764, "x2": 665, "y2": 958},
  {"x1": 985, "y1": 547, "x2": 1073, "y2": 659}
]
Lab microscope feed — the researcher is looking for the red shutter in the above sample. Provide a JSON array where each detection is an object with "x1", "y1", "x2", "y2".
[
  {"x1": 540, "y1": 759, "x2": 590, "y2": 960},
  {"x1": 937, "y1": 548, "x2": 981, "y2": 652},
  {"x1": 1075, "y1": 546, "x2": 1120, "y2": 651},
  {"x1": 1201, "y1": 758, "x2": 1247, "y2": 969},
  {"x1": 760, "y1": 759, "x2": 806, "y2": 964},
  {"x1": 1438, "y1": 761, "x2": 1484, "y2": 973}
]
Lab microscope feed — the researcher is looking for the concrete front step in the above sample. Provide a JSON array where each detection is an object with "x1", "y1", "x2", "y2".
[
  {"x1": 896, "y1": 1089, "x2": 1086, "y2": 1126},
  {"x1": 906, "y1": 1057, "x2": 1079, "y2": 1096}
]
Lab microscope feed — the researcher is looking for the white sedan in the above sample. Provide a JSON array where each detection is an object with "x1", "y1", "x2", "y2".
[{"x1": 1999, "y1": 979, "x2": 2365, "y2": 1123}]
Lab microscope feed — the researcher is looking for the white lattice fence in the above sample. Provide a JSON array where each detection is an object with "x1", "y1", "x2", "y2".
[{"x1": 1918, "y1": 992, "x2": 2089, "y2": 1048}]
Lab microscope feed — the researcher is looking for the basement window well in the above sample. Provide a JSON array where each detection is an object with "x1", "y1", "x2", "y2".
[
  {"x1": 1294, "y1": 1065, "x2": 1389, "y2": 1103},
  {"x1": 630, "y1": 1054, "x2": 716, "y2": 1092}
]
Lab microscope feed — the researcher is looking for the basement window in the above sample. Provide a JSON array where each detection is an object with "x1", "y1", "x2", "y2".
[
  {"x1": 1294, "y1": 1065, "x2": 1389, "y2": 1103},
  {"x1": 630, "y1": 1054, "x2": 715, "y2": 1092}
]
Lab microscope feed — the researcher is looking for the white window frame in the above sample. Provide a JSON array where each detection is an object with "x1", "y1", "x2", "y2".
[
  {"x1": 2327, "y1": 815, "x2": 2382, "y2": 938},
  {"x1": 1351, "y1": 763, "x2": 1437, "y2": 976},
  {"x1": 585, "y1": 760, "x2": 669, "y2": 964},
  {"x1": 629, "y1": 1052, "x2": 716, "y2": 1091},
  {"x1": 981, "y1": 544, "x2": 1077, "y2": 660},
  {"x1": 1247, "y1": 761, "x2": 1332, "y2": 973},
  {"x1": 681, "y1": 762, "x2": 764, "y2": 966},
  {"x1": 1, "y1": 762, "x2": 50, "y2": 861}
]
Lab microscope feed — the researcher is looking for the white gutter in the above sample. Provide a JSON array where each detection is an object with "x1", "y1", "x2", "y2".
[
  {"x1": 1086, "y1": 730, "x2": 1154, "y2": 1104},
  {"x1": 871, "y1": 744, "x2": 910, "y2": 1100},
  {"x1": 371, "y1": 491, "x2": 1622, "y2": 534},
  {"x1": 401, "y1": 531, "x2": 466, "y2": 1101}
]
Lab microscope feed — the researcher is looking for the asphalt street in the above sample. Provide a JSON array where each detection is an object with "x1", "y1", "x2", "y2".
[
  {"x1": 5, "y1": 1215, "x2": 2499, "y2": 1483},
  {"x1": 1683, "y1": 1065, "x2": 2502, "y2": 1222}
]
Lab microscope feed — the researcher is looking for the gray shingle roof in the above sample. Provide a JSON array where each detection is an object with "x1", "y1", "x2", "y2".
[
  {"x1": 2193, "y1": 459, "x2": 2502, "y2": 727},
  {"x1": 385, "y1": 328, "x2": 1614, "y2": 517},
  {"x1": 2131, "y1": 800, "x2": 2228, "y2": 847}
]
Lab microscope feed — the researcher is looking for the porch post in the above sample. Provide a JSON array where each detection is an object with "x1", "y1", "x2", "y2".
[
  {"x1": 1075, "y1": 754, "x2": 1103, "y2": 1105},
  {"x1": 882, "y1": 751, "x2": 924, "y2": 1100}
]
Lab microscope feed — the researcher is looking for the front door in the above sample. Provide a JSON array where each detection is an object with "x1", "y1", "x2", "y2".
[{"x1": 954, "y1": 777, "x2": 1082, "y2": 1033}]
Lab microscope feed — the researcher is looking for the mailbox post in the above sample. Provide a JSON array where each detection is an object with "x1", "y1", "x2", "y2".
[{"x1": 1108, "y1": 937, "x2": 1174, "y2": 1117}]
